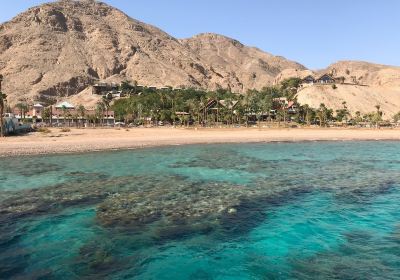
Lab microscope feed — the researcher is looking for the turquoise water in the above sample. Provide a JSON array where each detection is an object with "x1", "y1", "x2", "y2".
[{"x1": 1, "y1": 142, "x2": 400, "y2": 279}]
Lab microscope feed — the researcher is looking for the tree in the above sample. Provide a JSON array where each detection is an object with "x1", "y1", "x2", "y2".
[
  {"x1": 354, "y1": 111, "x2": 363, "y2": 124},
  {"x1": 61, "y1": 105, "x2": 68, "y2": 127},
  {"x1": 317, "y1": 103, "x2": 333, "y2": 127},
  {"x1": 393, "y1": 111, "x2": 400, "y2": 123},
  {"x1": 96, "y1": 102, "x2": 105, "y2": 125},
  {"x1": 42, "y1": 107, "x2": 51, "y2": 123},
  {"x1": 0, "y1": 91, "x2": 6, "y2": 137},
  {"x1": 374, "y1": 105, "x2": 383, "y2": 127},
  {"x1": 102, "y1": 95, "x2": 112, "y2": 126},
  {"x1": 77, "y1": 105, "x2": 86, "y2": 127},
  {"x1": 335, "y1": 101, "x2": 350, "y2": 122},
  {"x1": 280, "y1": 77, "x2": 302, "y2": 92}
]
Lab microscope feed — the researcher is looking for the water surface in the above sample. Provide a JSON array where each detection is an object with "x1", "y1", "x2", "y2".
[{"x1": 1, "y1": 142, "x2": 400, "y2": 279}]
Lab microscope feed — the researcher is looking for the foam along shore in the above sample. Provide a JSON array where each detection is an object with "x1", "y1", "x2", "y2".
[{"x1": 1, "y1": 127, "x2": 400, "y2": 157}]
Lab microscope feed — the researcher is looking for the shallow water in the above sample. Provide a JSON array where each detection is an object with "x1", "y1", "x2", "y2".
[{"x1": 1, "y1": 142, "x2": 400, "y2": 279}]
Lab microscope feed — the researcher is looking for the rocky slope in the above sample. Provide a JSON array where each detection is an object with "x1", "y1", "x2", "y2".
[
  {"x1": 0, "y1": 0, "x2": 304, "y2": 105},
  {"x1": 0, "y1": 0, "x2": 399, "y2": 117},
  {"x1": 180, "y1": 33, "x2": 305, "y2": 91}
]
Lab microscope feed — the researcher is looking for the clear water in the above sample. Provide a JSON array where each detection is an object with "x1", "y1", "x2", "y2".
[{"x1": 1, "y1": 142, "x2": 400, "y2": 279}]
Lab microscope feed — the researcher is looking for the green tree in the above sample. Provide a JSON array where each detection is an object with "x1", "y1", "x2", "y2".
[
  {"x1": 42, "y1": 107, "x2": 51, "y2": 123},
  {"x1": 61, "y1": 105, "x2": 69, "y2": 127},
  {"x1": 0, "y1": 91, "x2": 7, "y2": 137},
  {"x1": 102, "y1": 95, "x2": 112, "y2": 126},
  {"x1": 96, "y1": 101, "x2": 105, "y2": 126},
  {"x1": 77, "y1": 105, "x2": 86, "y2": 126}
]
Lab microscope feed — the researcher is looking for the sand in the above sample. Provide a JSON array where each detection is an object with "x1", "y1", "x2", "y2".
[{"x1": 1, "y1": 127, "x2": 400, "y2": 157}]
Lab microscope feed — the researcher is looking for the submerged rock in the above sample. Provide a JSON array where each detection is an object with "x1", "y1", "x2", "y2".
[
  {"x1": 0, "y1": 175, "x2": 138, "y2": 223},
  {"x1": 95, "y1": 175, "x2": 308, "y2": 239}
]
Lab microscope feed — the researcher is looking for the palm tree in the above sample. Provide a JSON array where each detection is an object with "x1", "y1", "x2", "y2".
[
  {"x1": 374, "y1": 104, "x2": 383, "y2": 128},
  {"x1": 77, "y1": 105, "x2": 86, "y2": 127},
  {"x1": 0, "y1": 92, "x2": 6, "y2": 137},
  {"x1": 61, "y1": 105, "x2": 68, "y2": 127},
  {"x1": 102, "y1": 96, "x2": 111, "y2": 126},
  {"x1": 185, "y1": 99, "x2": 197, "y2": 126},
  {"x1": 96, "y1": 101, "x2": 105, "y2": 126},
  {"x1": 317, "y1": 103, "x2": 328, "y2": 127}
]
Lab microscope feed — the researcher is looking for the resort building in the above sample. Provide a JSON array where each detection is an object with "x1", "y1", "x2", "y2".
[
  {"x1": 92, "y1": 82, "x2": 119, "y2": 95},
  {"x1": 302, "y1": 75, "x2": 316, "y2": 85},
  {"x1": 11, "y1": 101, "x2": 115, "y2": 126},
  {"x1": 316, "y1": 74, "x2": 335, "y2": 84},
  {"x1": 51, "y1": 102, "x2": 115, "y2": 126}
]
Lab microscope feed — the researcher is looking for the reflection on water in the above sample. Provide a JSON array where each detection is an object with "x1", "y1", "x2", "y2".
[{"x1": 1, "y1": 142, "x2": 400, "y2": 279}]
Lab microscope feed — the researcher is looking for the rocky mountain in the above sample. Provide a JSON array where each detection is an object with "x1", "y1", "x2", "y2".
[
  {"x1": 1, "y1": 0, "x2": 399, "y2": 118},
  {"x1": 180, "y1": 33, "x2": 305, "y2": 90},
  {"x1": 0, "y1": 0, "x2": 304, "y2": 106}
]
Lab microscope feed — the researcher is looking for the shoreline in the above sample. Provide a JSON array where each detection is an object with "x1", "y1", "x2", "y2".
[{"x1": 1, "y1": 127, "x2": 400, "y2": 157}]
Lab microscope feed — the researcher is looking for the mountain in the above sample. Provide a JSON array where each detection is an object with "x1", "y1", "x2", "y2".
[
  {"x1": 180, "y1": 33, "x2": 305, "y2": 90},
  {"x1": 1, "y1": 0, "x2": 399, "y2": 118},
  {"x1": 0, "y1": 0, "x2": 304, "y2": 106}
]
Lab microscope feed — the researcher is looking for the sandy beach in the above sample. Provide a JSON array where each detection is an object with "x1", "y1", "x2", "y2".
[{"x1": 1, "y1": 127, "x2": 400, "y2": 157}]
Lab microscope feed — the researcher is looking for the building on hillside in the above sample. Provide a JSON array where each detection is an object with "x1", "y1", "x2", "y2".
[
  {"x1": 316, "y1": 74, "x2": 335, "y2": 84},
  {"x1": 92, "y1": 83, "x2": 119, "y2": 95},
  {"x1": 302, "y1": 75, "x2": 316, "y2": 85},
  {"x1": 55, "y1": 101, "x2": 75, "y2": 109}
]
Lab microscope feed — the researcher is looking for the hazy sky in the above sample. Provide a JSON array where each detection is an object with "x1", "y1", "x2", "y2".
[{"x1": 1, "y1": 0, "x2": 400, "y2": 69}]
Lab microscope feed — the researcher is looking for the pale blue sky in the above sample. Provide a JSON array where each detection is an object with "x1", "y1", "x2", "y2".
[{"x1": 1, "y1": 0, "x2": 399, "y2": 69}]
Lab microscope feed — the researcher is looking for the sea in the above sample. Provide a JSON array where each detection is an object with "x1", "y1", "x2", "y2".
[{"x1": 1, "y1": 141, "x2": 400, "y2": 279}]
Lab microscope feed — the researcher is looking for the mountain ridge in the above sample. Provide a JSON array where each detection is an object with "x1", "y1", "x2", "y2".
[
  {"x1": 0, "y1": 0, "x2": 400, "y2": 117},
  {"x1": 0, "y1": 0, "x2": 305, "y2": 105}
]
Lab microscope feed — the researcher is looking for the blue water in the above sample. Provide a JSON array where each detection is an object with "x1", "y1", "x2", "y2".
[{"x1": 1, "y1": 142, "x2": 400, "y2": 279}]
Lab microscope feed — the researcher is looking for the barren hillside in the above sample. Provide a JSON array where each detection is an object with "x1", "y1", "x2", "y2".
[
  {"x1": 0, "y1": 0, "x2": 399, "y2": 117},
  {"x1": 0, "y1": 0, "x2": 304, "y2": 105},
  {"x1": 297, "y1": 84, "x2": 400, "y2": 119}
]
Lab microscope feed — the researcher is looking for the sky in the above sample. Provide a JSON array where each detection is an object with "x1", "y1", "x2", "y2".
[{"x1": 1, "y1": 0, "x2": 400, "y2": 69}]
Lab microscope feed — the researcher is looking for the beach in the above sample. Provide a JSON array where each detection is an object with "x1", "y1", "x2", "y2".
[{"x1": 1, "y1": 127, "x2": 400, "y2": 157}]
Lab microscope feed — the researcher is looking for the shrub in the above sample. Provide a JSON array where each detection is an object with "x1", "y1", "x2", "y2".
[
  {"x1": 37, "y1": 127, "x2": 51, "y2": 134},
  {"x1": 60, "y1": 128, "x2": 71, "y2": 132},
  {"x1": 332, "y1": 84, "x2": 337, "y2": 90}
]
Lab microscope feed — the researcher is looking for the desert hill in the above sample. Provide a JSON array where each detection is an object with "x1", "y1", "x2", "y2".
[
  {"x1": 0, "y1": 0, "x2": 399, "y2": 117},
  {"x1": 0, "y1": 0, "x2": 304, "y2": 106},
  {"x1": 181, "y1": 33, "x2": 305, "y2": 91},
  {"x1": 275, "y1": 61, "x2": 400, "y2": 118}
]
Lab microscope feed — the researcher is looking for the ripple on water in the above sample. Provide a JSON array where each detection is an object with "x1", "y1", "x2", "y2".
[{"x1": 1, "y1": 142, "x2": 400, "y2": 279}]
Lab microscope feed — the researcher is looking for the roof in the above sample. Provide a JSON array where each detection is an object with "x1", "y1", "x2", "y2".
[
  {"x1": 33, "y1": 103, "x2": 44, "y2": 108},
  {"x1": 55, "y1": 101, "x2": 75, "y2": 109},
  {"x1": 317, "y1": 74, "x2": 334, "y2": 80},
  {"x1": 302, "y1": 75, "x2": 315, "y2": 80},
  {"x1": 219, "y1": 100, "x2": 239, "y2": 109},
  {"x1": 175, "y1": 111, "x2": 190, "y2": 115}
]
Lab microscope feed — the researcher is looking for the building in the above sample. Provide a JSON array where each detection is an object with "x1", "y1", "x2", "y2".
[
  {"x1": 205, "y1": 99, "x2": 239, "y2": 111},
  {"x1": 51, "y1": 102, "x2": 115, "y2": 125},
  {"x1": 316, "y1": 74, "x2": 335, "y2": 84},
  {"x1": 92, "y1": 83, "x2": 119, "y2": 95},
  {"x1": 55, "y1": 101, "x2": 75, "y2": 110},
  {"x1": 302, "y1": 75, "x2": 316, "y2": 85},
  {"x1": 33, "y1": 104, "x2": 44, "y2": 118}
]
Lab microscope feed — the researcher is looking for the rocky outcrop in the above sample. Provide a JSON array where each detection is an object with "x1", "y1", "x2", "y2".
[{"x1": 0, "y1": 0, "x2": 304, "y2": 105}]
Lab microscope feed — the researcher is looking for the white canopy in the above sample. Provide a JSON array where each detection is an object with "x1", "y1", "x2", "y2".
[{"x1": 55, "y1": 101, "x2": 75, "y2": 109}]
